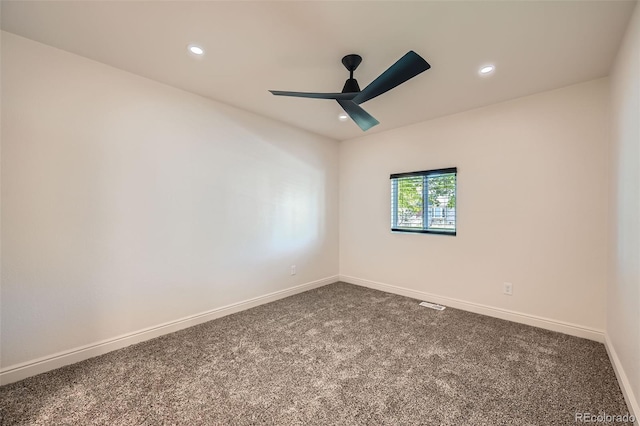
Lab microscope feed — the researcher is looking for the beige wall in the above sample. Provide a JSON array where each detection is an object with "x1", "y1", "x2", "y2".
[
  {"x1": 0, "y1": 32, "x2": 339, "y2": 368},
  {"x1": 609, "y1": 2, "x2": 640, "y2": 416},
  {"x1": 340, "y1": 78, "x2": 610, "y2": 332}
]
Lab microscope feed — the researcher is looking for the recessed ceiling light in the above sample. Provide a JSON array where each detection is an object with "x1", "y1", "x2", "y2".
[
  {"x1": 479, "y1": 65, "x2": 495, "y2": 75},
  {"x1": 188, "y1": 45, "x2": 204, "y2": 56},
  {"x1": 338, "y1": 113, "x2": 349, "y2": 122}
]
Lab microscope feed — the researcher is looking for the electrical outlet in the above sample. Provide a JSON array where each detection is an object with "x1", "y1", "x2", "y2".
[
  {"x1": 290, "y1": 265, "x2": 296, "y2": 276},
  {"x1": 503, "y1": 282, "x2": 513, "y2": 296}
]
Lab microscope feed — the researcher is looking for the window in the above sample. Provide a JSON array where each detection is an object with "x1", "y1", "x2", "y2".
[{"x1": 390, "y1": 167, "x2": 457, "y2": 235}]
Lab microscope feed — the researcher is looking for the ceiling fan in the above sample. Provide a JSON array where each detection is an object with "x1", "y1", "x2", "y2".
[{"x1": 269, "y1": 51, "x2": 431, "y2": 131}]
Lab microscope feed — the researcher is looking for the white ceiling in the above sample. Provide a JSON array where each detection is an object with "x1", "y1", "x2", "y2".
[{"x1": 1, "y1": 1, "x2": 636, "y2": 141}]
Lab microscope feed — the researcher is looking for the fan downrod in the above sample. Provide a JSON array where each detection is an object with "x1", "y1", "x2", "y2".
[{"x1": 341, "y1": 54, "x2": 362, "y2": 93}]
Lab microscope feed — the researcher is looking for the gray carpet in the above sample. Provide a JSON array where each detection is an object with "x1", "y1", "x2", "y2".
[{"x1": 0, "y1": 282, "x2": 631, "y2": 425}]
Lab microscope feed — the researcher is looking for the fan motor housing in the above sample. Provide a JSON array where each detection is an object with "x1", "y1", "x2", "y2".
[{"x1": 342, "y1": 78, "x2": 361, "y2": 94}]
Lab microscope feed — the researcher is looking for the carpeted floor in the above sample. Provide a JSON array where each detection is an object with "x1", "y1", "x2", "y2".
[{"x1": 0, "y1": 282, "x2": 631, "y2": 425}]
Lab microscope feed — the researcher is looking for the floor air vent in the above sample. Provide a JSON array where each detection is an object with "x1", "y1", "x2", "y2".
[{"x1": 419, "y1": 301, "x2": 446, "y2": 311}]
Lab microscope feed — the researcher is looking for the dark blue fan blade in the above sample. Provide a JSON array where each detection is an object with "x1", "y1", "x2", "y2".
[
  {"x1": 352, "y1": 51, "x2": 430, "y2": 105},
  {"x1": 270, "y1": 90, "x2": 357, "y2": 100},
  {"x1": 337, "y1": 100, "x2": 379, "y2": 131}
]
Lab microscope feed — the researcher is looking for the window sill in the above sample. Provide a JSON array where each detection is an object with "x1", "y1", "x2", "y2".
[{"x1": 391, "y1": 228, "x2": 456, "y2": 236}]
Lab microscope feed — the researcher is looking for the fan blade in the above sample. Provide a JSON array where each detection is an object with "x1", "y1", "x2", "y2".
[
  {"x1": 337, "y1": 100, "x2": 379, "y2": 131},
  {"x1": 270, "y1": 90, "x2": 357, "y2": 100},
  {"x1": 352, "y1": 51, "x2": 430, "y2": 105}
]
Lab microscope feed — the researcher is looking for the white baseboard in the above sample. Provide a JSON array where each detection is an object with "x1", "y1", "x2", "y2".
[
  {"x1": 605, "y1": 335, "x2": 639, "y2": 424},
  {"x1": 340, "y1": 275, "x2": 605, "y2": 343},
  {"x1": 0, "y1": 276, "x2": 338, "y2": 386}
]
